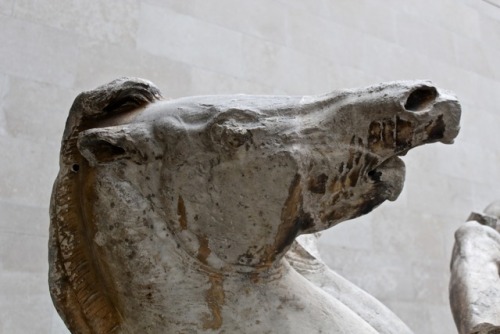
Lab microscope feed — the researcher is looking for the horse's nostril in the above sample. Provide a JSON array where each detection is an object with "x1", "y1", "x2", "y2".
[{"x1": 404, "y1": 86, "x2": 438, "y2": 111}]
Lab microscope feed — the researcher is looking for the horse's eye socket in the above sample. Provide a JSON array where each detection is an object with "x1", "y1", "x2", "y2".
[{"x1": 88, "y1": 140, "x2": 127, "y2": 162}]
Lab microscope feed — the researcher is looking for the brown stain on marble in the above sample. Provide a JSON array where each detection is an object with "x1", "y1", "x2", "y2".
[
  {"x1": 382, "y1": 119, "x2": 395, "y2": 147},
  {"x1": 275, "y1": 174, "x2": 303, "y2": 252},
  {"x1": 197, "y1": 234, "x2": 211, "y2": 265},
  {"x1": 307, "y1": 173, "x2": 328, "y2": 194},
  {"x1": 369, "y1": 117, "x2": 414, "y2": 153},
  {"x1": 347, "y1": 166, "x2": 361, "y2": 188},
  {"x1": 395, "y1": 117, "x2": 413, "y2": 150},
  {"x1": 328, "y1": 149, "x2": 364, "y2": 196},
  {"x1": 249, "y1": 271, "x2": 261, "y2": 284},
  {"x1": 425, "y1": 114, "x2": 445, "y2": 141},
  {"x1": 329, "y1": 176, "x2": 342, "y2": 194},
  {"x1": 368, "y1": 121, "x2": 383, "y2": 153},
  {"x1": 51, "y1": 149, "x2": 124, "y2": 333},
  {"x1": 336, "y1": 137, "x2": 365, "y2": 190},
  {"x1": 202, "y1": 275, "x2": 225, "y2": 330},
  {"x1": 260, "y1": 174, "x2": 313, "y2": 267},
  {"x1": 177, "y1": 195, "x2": 188, "y2": 231}
]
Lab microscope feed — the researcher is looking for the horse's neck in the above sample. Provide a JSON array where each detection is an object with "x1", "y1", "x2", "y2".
[
  {"x1": 116, "y1": 257, "x2": 383, "y2": 334},
  {"x1": 116, "y1": 260, "x2": 293, "y2": 333}
]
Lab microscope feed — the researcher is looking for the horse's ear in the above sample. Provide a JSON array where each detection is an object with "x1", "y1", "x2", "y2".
[{"x1": 78, "y1": 126, "x2": 150, "y2": 165}]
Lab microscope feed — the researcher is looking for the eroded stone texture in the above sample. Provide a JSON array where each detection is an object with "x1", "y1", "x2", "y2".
[
  {"x1": 49, "y1": 77, "x2": 461, "y2": 333},
  {"x1": 450, "y1": 201, "x2": 500, "y2": 334}
]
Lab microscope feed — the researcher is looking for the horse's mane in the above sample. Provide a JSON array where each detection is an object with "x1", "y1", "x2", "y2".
[{"x1": 49, "y1": 78, "x2": 162, "y2": 333}]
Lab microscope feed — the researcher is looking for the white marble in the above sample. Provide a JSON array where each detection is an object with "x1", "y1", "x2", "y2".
[
  {"x1": 450, "y1": 202, "x2": 500, "y2": 333},
  {"x1": 49, "y1": 78, "x2": 459, "y2": 333}
]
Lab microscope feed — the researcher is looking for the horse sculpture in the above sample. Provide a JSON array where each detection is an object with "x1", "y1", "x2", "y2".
[
  {"x1": 49, "y1": 78, "x2": 461, "y2": 333},
  {"x1": 450, "y1": 201, "x2": 500, "y2": 334}
]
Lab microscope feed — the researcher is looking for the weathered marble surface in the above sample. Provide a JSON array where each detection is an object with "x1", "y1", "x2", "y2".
[
  {"x1": 450, "y1": 201, "x2": 500, "y2": 334},
  {"x1": 49, "y1": 78, "x2": 461, "y2": 333}
]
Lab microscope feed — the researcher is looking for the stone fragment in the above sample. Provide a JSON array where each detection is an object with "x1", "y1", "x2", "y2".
[
  {"x1": 50, "y1": 77, "x2": 461, "y2": 333},
  {"x1": 451, "y1": 201, "x2": 500, "y2": 334}
]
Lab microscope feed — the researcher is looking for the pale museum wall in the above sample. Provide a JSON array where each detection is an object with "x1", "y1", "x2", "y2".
[{"x1": 0, "y1": 0, "x2": 499, "y2": 333}]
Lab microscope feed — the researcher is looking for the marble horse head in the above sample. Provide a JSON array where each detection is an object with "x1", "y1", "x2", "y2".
[{"x1": 50, "y1": 78, "x2": 460, "y2": 333}]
